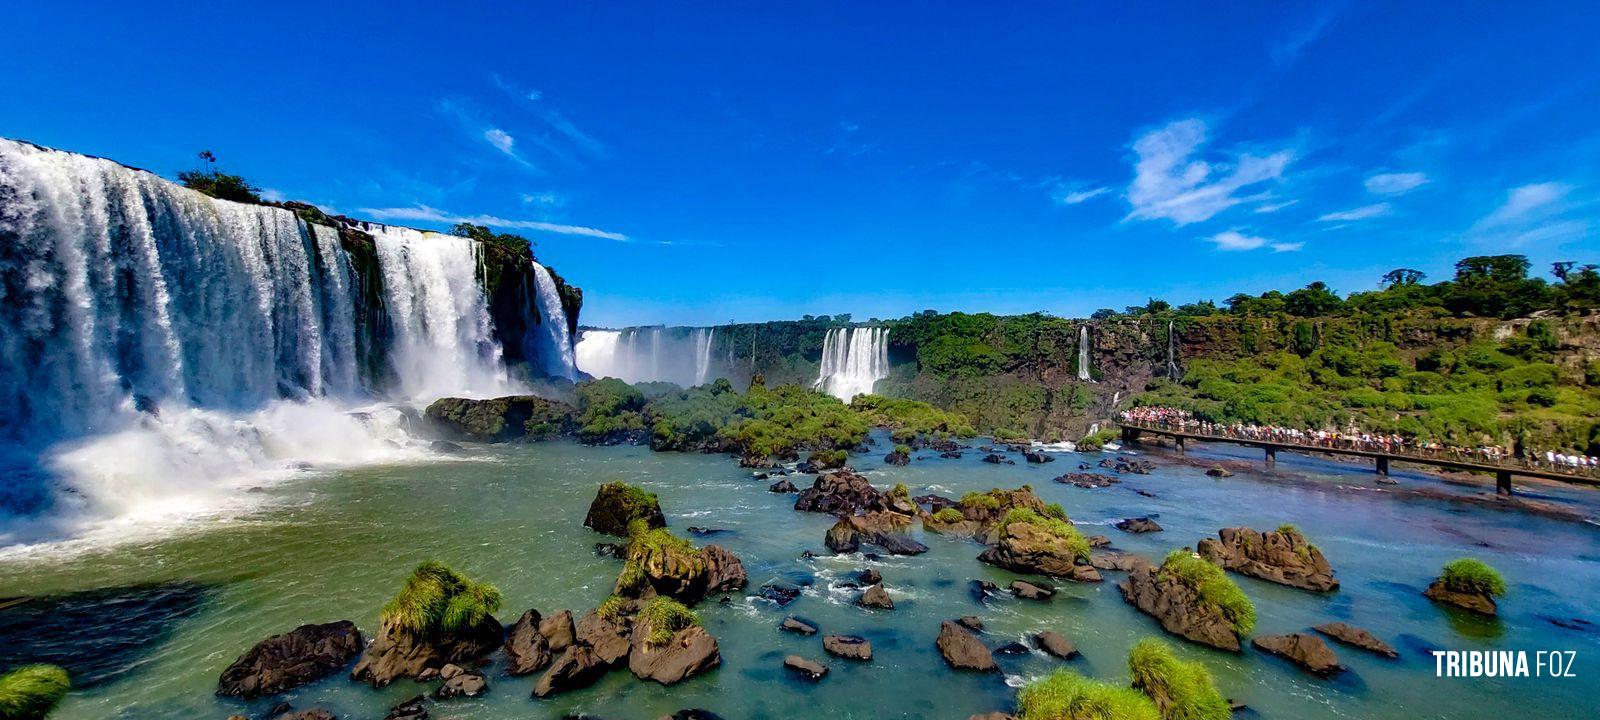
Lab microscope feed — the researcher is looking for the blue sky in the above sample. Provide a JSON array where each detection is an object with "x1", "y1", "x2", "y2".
[{"x1": 4, "y1": 1, "x2": 1598, "y2": 326}]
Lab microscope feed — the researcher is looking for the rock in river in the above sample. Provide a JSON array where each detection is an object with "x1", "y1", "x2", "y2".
[
  {"x1": 780, "y1": 617, "x2": 818, "y2": 635},
  {"x1": 1115, "y1": 517, "x2": 1163, "y2": 534},
  {"x1": 352, "y1": 615, "x2": 502, "y2": 687},
  {"x1": 823, "y1": 634, "x2": 873, "y2": 661},
  {"x1": 584, "y1": 482, "x2": 668, "y2": 537},
  {"x1": 936, "y1": 620, "x2": 997, "y2": 671},
  {"x1": 1033, "y1": 631, "x2": 1079, "y2": 659},
  {"x1": 858, "y1": 584, "x2": 894, "y2": 609},
  {"x1": 1423, "y1": 578, "x2": 1498, "y2": 616},
  {"x1": 1252, "y1": 633, "x2": 1344, "y2": 676},
  {"x1": 433, "y1": 663, "x2": 487, "y2": 698},
  {"x1": 1313, "y1": 622, "x2": 1398, "y2": 658},
  {"x1": 218, "y1": 620, "x2": 364, "y2": 698},
  {"x1": 504, "y1": 609, "x2": 552, "y2": 676},
  {"x1": 784, "y1": 655, "x2": 829, "y2": 680},
  {"x1": 629, "y1": 624, "x2": 721, "y2": 685},
  {"x1": 977, "y1": 518, "x2": 1101, "y2": 582},
  {"x1": 794, "y1": 469, "x2": 887, "y2": 516},
  {"x1": 1198, "y1": 526, "x2": 1338, "y2": 592},
  {"x1": 1118, "y1": 563, "x2": 1245, "y2": 651}
]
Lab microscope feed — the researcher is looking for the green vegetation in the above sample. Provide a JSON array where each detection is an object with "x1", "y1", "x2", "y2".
[
  {"x1": 638, "y1": 596, "x2": 700, "y2": 647},
  {"x1": 1127, "y1": 638, "x2": 1229, "y2": 720},
  {"x1": 1078, "y1": 427, "x2": 1120, "y2": 451},
  {"x1": 809, "y1": 449, "x2": 848, "y2": 467},
  {"x1": 0, "y1": 665, "x2": 70, "y2": 720},
  {"x1": 618, "y1": 526, "x2": 702, "y2": 595},
  {"x1": 380, "y1": 561, "x2": 503, "y2": 638},
  {"x1": 1000, "y1": 508, "x2": 1091, "y2": 561},
  {"x1": 1017, "y1": 669, "x2": 1161, "y2": 720},
  {"x1": 178, "y1": 150, "x2": 262, "y2": 203},
  {"x1": 597, "y1": 594, "x2": 632, "y2": 623},
  {"x1": 931, "y1": 507, "x2": 965, "y2": 523},
  {"x1": 450, "y1": 222, "x2": 534, "y2": 257},
  {"x1": 576, "y1": 378, "x2": 649, "y2": 442},
  {"x1": 1158, "y1": 551, "x2": 1255, "y2": 635},
  {"x1": 959, "y1": 491, "x2": 1001, "y2": 511},
  {"x1": 849, "y1": 394, "x2": 977, "y2": 437},
  {"x1": 1439, "y1": 558, "x2": 1508, "y2": 597},
  {"x1": 892, "y1": 444, "x2": 913, "y2": 456}
]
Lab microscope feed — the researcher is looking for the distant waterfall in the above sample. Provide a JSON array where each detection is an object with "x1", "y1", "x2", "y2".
[
  {"x1": 529, "y1": 261, "x2": 577, "y2": 380},
  {"x1": 1077, "y1": 325, "x2": 1093, "y2": 382},
  {"x1": 575, "y1": 326, "x2": 725, "y2": 387},
  {"x1": 815, "y1": 327, "x2": 889, "y2": 401},
  {"x1": 1166, "y1": 320, "x2": 1180, "y2": 381}
]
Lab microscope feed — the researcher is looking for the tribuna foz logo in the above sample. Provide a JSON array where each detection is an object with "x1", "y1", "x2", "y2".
[{"x1": 1433, "y1": 650, "x2": 1577, "y2": 677}]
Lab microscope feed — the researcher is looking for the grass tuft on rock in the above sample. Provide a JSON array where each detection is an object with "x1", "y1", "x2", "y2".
[
  {"x1": 1128, "y1": 638, "x2": 1230, "y2": 720},
  {"x1": 931, "y1": 507, "x2": 965, "y2": 523},
  {"x1": 1001, "y1": 508, "x2": 1091, "y2": 561},
  {"x1": 1439, "y1": 558, "x2": 1507, "y2": 597},
  {"x1": 1018, "y1": 669, "x2": 1161, "y2": 720},
  {"x1": 959, "y1": 491, "x2": 1001, "y2": 511},
  {"x1": 1158, "y1": 551, "x2": 1255, "y2": 635},
  {"x1": 638, "y1": 596, "x2": 700, "y2": 647},
  {"x1": 0, "y1": 664, "x2": 70, "y2": 720},
  {"x1": 597, "y1": 594, "x2": 632, "y2": 623},
  {"x1": 381, "y1": 561, "x2": 503, "y2": 637}
]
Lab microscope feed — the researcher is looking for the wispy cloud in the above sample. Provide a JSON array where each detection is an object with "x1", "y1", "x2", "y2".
[
  {"x1": 484, "y1": 128, "x2": 516, "y2": 155},
  {"x1": 1364, "y1": 171, "x2": 1428, "y2": 195},
  {"x1": 1475, "y1": 182, "x2": 1570, "y2": 228},
  {"x1": 1270, "y1": 241, "x2": 1304, "y2": 253},
  {"x1": 359, "y1": 204, "x2": 630, "y2": 242},
  {"x1": 490, "y1": 75, "x2": 607, "y2": 161},
  {"x1": 1272, "y1": 1, "x2": 1348, "y2": 65},
  {"x1": 1318, "y1": 202, "x2": 1391, "y2": 222},
  {"x1": 1126, "y1": 119, "x2": 1294, "y2": 226},
  {"x1": 1059, "y1": 186, "x2": 1110, "y2": 205},
  {"x1": 436, "y1": 98, "x2": 539, "y2": 172},
  {"x1": 521, "y1": 192, "x2": 564, "y2": 207},
  {"x1": 1210, "y1": 230, "x2": 1302, "y2": 253},
  {"x1": 1255, "y1": 200, "x2": 1297, "y2": 214},
  {"x1": 1464, "y1": 182, "x2": 1588, "y2": 247}
]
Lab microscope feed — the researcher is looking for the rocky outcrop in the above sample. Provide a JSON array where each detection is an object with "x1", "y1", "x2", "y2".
[
  {"x1": 434, "y1": 663, "x2": 487, "y2": 699},
  {"x1": 628, "y1": 625, "x2": 721, "y2": 685},
  {"x1": 823, "y1": 635, "x2": 873, "y2": 661},
  {"x1": 794, "y1": 470, "x2": 888, "y2": 516},
  {"x1": 957, "y1": 616, "x2": 984, "y2": 631},
  {"x1": 936, "y1": 620, "x2": 997, "y2": 671},
  {"x1": 784, "y1": 655, "x2": 828, "y2": 680},
  {"x1": 352, "y1": 617, "x2": 502, "y2": 687},
  {"x1": 1054, "y1": 473, "x2": 1120, "y2": 489},
  {"x1": 533, "y1": 608, "x2": 632, "y2": 698},
  {"x1": 1115, "y1": 517, "x2": 1163, "y2": 534},
  {"x1": 541, "y1": 610, "x2": 575, "y2": 653},
  {"x1": 1022, "y1": 450, "x2": 1054, "y2": 464},
  {"x1": 269, "y1": 709, "x2": 337, "y2": 720},
  {"x1": 977, "y1": 520, "x2": 1100, "y2": 582},
  {"x1": 1119, "y1": 565, "x2": 1243, "y2": 651},
  {"x1": 884, "y1": 449, "x2": 911, "y2": 466},
  {"x1": 781, "y1": 617, "x2": 818, "y2": 635},
  {"x1": 1090, "y1": 551, "x2": 1153, "y2": 572},
  {"x1": 857, "y1": 568, "x2": 882, "y2": 585},
  {"x1": 1252, "y1": 633, "x2": 1344, "y2": 675},
  {"x1": 1033, "y1": 631, "x2": 1078, "y2": 659},
  {"x1": 769, "y1": 478, "x2": 798, "y2": 493},
  {"x1": 218, "y1": 620, "x2": 363, "y2": 698},
  {"x1": 1313, "y1": 622, "x2": 1397, "y2": 658},
  {"x1": 981, "y1": 453, "x2": 1014, "y2": 465},
  {"x1": 1423, "y1": 579, "x2": 1497, "y2": 615},
  {"x1": 845, "y1": 512, "x2": 927, "y2": 555},
  {"x1": 1010, "y1": 580, "x2": 1055, "y2": 600},
  {"x1": 1197, "y1": 527, "x2": 1338, "y2": 592},
  {"x1": 504, "y1": 610, "x2": 552, "y2": 676},
  {"x1": 616, "y1": 534, "x2": 748, "y2": 605},
  {"x1": 826, "y1": 520, "x2": 861, "y2": 554},
  {"x1": 1206, "y1": 465, "x2": 1233, "y2": 478},
  {"x1": 383, "y1": 696, "x2": 428, "y2": 720},
  {"x1": 584, "y1": 482, "x2": 667, "y2": 537},
  {"x1": 424, "y1": 396, "x2": 573, "y2": 442},
  {"x1": 858, "y1": 584, "x2": 894, "y2": 609}
]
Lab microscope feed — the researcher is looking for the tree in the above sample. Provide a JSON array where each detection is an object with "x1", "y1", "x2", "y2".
[
  {"x1": 450, "y1": 223, "x2": 533, "y2": 256},
  {"x1": 1454, "y1": 255, "x2": 1531, "y2": 284},
  {"x1": 177, "y1": 150, "x2": 262, "y2": 204},
  {"x1": 1284, "y1": 281, "x2": 1344, "y2": 317},
  {"x1": 1382, "y1": 268, "x2": 1426, "y2": 287},
  {"x1": 1089, "y1": 308, "x2": 1119, "y2": 320}
]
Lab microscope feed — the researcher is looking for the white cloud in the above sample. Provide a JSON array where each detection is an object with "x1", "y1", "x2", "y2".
[
  {"x1": 1270, "y1": 241, "x2": 1304, "y2": 252},
  {"x1": 526, "y1": 89, "x2": 543, "y2": 101},
  {"x1": 521, "y1": 192, "x2": 564, "y2": 207},
  {"x1": 484, "y1": 128, "x2": 515, "y2": 155},
  {"x1": 1210, "y1": 230, "x2": 1268, "y2": 251},
  {"x1": 260, "y1": 188, "x2": 286, "y2": 202},
  {"x1": 1364, "y1": 171, "x2": 1428, "y2": 195},
  {"x1": 1059, "y1": 186, "x2": 1110, "y2": 205},
  {"x1": 1464, "y1": 182, "x2": 1587, "y2": 248},
  {"x1": 1126, "y1": 119, "x2": 1294, "y2": 226},
  {"x1": 1317, "y1": 202, "x2": 1391, "y2": 222},
  {"x1": 358, "y1": 204, "x2": 630, "y2": 242},
  {"x1": 1476, "y1": 182, "x2": 1570, "y2": 228},
  {"x1": 1255, "y1": 200, "x2": 1298, "y2": 214}
]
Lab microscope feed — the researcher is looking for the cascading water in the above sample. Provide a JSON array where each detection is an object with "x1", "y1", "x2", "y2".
[
  {"x1": 1166, "y1": 319, "x2": 1180, "y2": 380},
  {"x1": 815, "y1": 326, "x2": 889, "y2": 401},
  {"x1": 574, "y1": 327, "x2": 725, "y2": 387},
  {"x1": 0, "y1": 138, "x2": 550, "y2": 548},
  {"x1": 528, "y1": 260, "x2": 577, "y2": 380},
  {"x1": 1077, "y1": 325, "x2": 1093, "y2": 382}
]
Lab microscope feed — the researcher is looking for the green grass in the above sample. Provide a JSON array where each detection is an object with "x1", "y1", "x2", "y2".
[
  {"x1": 0, "y1": 665, "x2": 69, "y2": 720},
  {"x1": 619, "y1": 527, "x2": 703, "y2": 595},
  {"x1": 1018, "y1": 669, "x2": 1161, "y2": 720},
  {"x1": 638, "y1": 597, "x2": 701, "y2": 647},
  {"x1": 1043, "y1": 502, "x2": 1069, "y2": 521},
  {"x1": 1127, "y1": 638, "x2": 1230, "y2": 720},
  {"x1": 1440, "y1": 558, "x2": 1508, "y2": 597},
  {"x1": 892, "y1": 444, "x2": 913, "y2": 455},
  {"x1": 380, "y1": 561, "x2": 503, "y2": 637},
  {"x1": 959, "y1": 491, "x2": 1001, "y2": 510},
  {"x1": 931, "y1": 507, "x2": 965, "y2": 523},
  {"x1": 597, "y1": 594, "x2": 632, "y2": 623},
  {"x1": 1158, "y1": 551, "x2": 1255, "y2": 635},
  {"x1": 1000, "y1": 508, "x2": 1091, "y2": 562}
]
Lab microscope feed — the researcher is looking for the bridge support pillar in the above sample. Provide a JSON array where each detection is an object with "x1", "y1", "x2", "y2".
[
  {"x1": 1496, "y1": 471, "x2": 1513, "y2": 496},
  {"x1": 1376, "y1": 457, "x2": 1389, "y2": 476},
  {"x1": 1121, "y1": 427, "x2": 1141, "y2": 444},
  {"x1": 1264, "y1": 446, "x2": 1276, "y2": 467},
  {"x1": 1174, "y1": 436, "x2": 1185, "y2": 453}
]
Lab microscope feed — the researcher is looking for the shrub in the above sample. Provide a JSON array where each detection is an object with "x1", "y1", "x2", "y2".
[
  {"x1": 960, "y1": 491, "x2": 1000, "y2": 510},
  {"x1": 993, "y1": 427, "x2": 1030, "y2": 442},
  {"x1": 1017, "y1": 669, "x2": 1161, "y2": 720},
  {"x1": 1000, "y1": 508, "x2": 1090, "y2": 561},
  {"x1": 380, "y1": 561, "x2": 503, "y2": 638},
  {"x1": 1077, "y1": 427, "x2": 1120, "y2": 451},
  {"x1": 1043, "y1": 502, "x2": 1069, "y2": 520},
  {"x1": 1127, "y1": 638, "x2": 1229, "y2": 720},
  {"x1": 931, "y1": 507, "x2": 964, "y2": 523},
  {"x1": 1158, "y1": 551, "x2": 1255, "y2": 635},
  {"x1": 597, "y1": 594, "x2": 631, "y2": 623},
  {"x1": 178, "y1": 169, "x2": 262, "y2": 203},
  {"x1": 638, "y1": 597, "x2": 700, "y2": 647},
  {"x1": 1439, "y1": 558, "x2": 1507, "y2": 597},
  {"x1": 0, "y1": 664, "x2": 70, "y2": 720}
]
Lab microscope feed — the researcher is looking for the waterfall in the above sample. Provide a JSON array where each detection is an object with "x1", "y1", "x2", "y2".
[
  {"x1": 575, "y1": 326, "x2": 725, "y2": 387},
  {"x1": 1077, "y1": 325, "x2": 1093, "y2": 382},
  {"x1": 815, "y1": 327, "x2": 889, "y2": 401},
  {"x1": 0, "y1": 138, "x2": 549, "y2": 547},
  {"x1": 1166, "y1": 319, "x2": 1180, "y2": 381},
  {"x1": 528, "y1": 261, "x2": 577, "y2": 380}
]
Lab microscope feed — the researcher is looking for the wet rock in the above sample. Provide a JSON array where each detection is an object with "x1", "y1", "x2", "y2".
[
  {"x1": 628, "y1": 624, "x2": 721, "y2": 685},
  {"x1": 1033, "y1": 631, "x2": 1078, "y2": 659},
  {"x1": 686, "y1": 527, "x2": 727, "y2": 537},
  {"x1": 794, "y1": 469, "x2": 888, "y2": 516},
  {"x1": 658, "y1": 711, "x2": 725, "y2": 720},
  {"x1": 843, "y1": 512, "x2": 927, "y2": 555},
  {"x1": 594, "y1": 542, "x2": 625, "y2": 558},
  {"x1": 1022, "y1": 450, "x2": 1054, "y2": 464},
  {"x1": 1197, "y1": 527, "x2": 1338, "y2": 592},
  {"x1": 1313, "y1": 622, "x2": 1398, "y2": 658},
  {"x1": 217, "y1": 620, "x2": 364, "y2": 698},
  {"x1": 541, "y1": 610, "x2": 576, "y2": 653},
  {"x1": 759, "y1": 584, "x2": 802, "y2": 606},
  {"x1": 917, "y1": 494, "x2": 960, "y2": 512},
  {"x1": 995, "y1": 642, "x2": 1031, "y2": 655},
  {"x1": 434, "y1": 664, "x2": 487, "y2": 698},
  {"x1": 885, "y1": 449, "x2": 911, "y2": 466},
  {"x1": 780, "y1": 617, "x2": 818, "y2": 635},
  {"x1": 1053, "y1": 473, "x2": 1120, "y2": 489},
  {"x1": 981, "y1": 454, "x2": 1015, "y2": 465},
  {"x1": 784, "y1": 655, "x2": 829, "y2": 681},
  {"x1": 584, "y1": 482, "x2": 667, "y2": 537},
  {"x1": 977, "y1": 521, "x2": 1101, "y2": 582},
  {"x1": 617, "y1": 537, "x2": 748, "y2": 605},
  {"x1": 1086, "y1": 535, "x2": 1111, "y2": 548},
  {"x1": 823, "y1": 635, "x2": 873, "y2": 661},
  {"x1": 970, "y1": 580, "x2": 1002, "y2": 602},
  {"x1": 958, "y1": 615, "x2": 984, "y2": 631},
  {"x1": 1010, "y1": 580, "x2": 1056, "y2": 600},
  {"x1": 1205, "y1": 465, "x2": 1233, "y2": 478},
  {"x1": 857, "y1": 568, "x2": 882, "y2": 586},
  {"x1": 352, "y1": 615, "x2": 502, "y2": 687},
  {"x1": 937, "y1": 620, "x2": 997, "y2": 671},
  {"x1": 1252, "y1": 633, "x2": 1344, "y2": 676},
  {"x1": 858, "y1": 584, "x2": 894, "y2": 609},
  {"x1": 504, "y1": 609, "x2": 552, "y2": 675},
  {"x1": 825, "y1": 520, "x2": 861, "y2": 554},
  {"x1": 769, "y1": 479, "x2": 798, "y2": 493},
  {"x1": 430, "y1": 440, "x2": 464, "y2": 454},
  {"x1": 1090, "y1": 551, "x2": 1152, "y2": 572},
  {"x1": 1115, "y1": 517, "x2": 1163, "y2": 534},
  {"x1": 1118, "y1": 564, "x2": 1243, "y2": 651},
  {"x1": 532, "y1": 609, "x2": 632, "y2": 698},
  {"x1": 271, "y1": 710, "x2": 337, "y2": 720},
  {"x1": 383, "y1": 695, "x2": 428, "y2": 720},
  {"x1": 424, "y1": 395, "x2": 573, "y2": 442},
  {"x1": 1423, "y1": 579, "x2": 1497, "y2": 616},
  {"x1": 940, "y1": 451, "x2": 964, "y2": 459}
]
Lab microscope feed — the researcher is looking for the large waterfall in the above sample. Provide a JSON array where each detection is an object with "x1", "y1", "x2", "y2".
[
  {"x1": 530, "y1": 261, "x2": 578, "y2": 380},
  {"x1": 575, "y1": 326, "x2": 724, "y2": 387},
  {"x1": 1077, "y1": 325, "x2": 1093, "y2": 381},
  {"x1": 0, "y1": 138, "x2": 573, "y2": 547},
  {"x1": 815, "y1": 327, "x2": 889, "y2": 401}
]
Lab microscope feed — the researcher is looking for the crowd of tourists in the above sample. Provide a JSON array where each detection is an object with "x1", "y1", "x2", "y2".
[{"x1": 1119, "y1": 406, "x2": 1600, "y2": 478}]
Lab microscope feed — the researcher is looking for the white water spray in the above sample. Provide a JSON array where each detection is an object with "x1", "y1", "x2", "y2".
[
  {"x1": 575, "y1": 327, "x2": 725, "y2": 387},
  {"x1": 1077, "y1": 325, "x2": 1093, "y2": 382},
  {"x1": 529, "y1": 260, "x2": 577, "y2": 380},
  {"x1": 815, "y1": 327, "x2": 889, "y2": 401}
]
